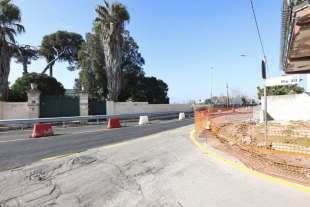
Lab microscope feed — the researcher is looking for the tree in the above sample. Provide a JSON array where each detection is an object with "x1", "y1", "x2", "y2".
[
  {"x1": 94, "y1": 1, "x2": 130, "y2": 101},
  {"x1": 121, "y1": 30, "x2": 145, "y2": 72},
  {"x1": 257, "y1": 85, "x2": 304, "y2": 100},
  {"x1": 0, "y1": 0, "x2": 25, "y2": 101},
  {"x1": 76, "y1": 30, "x2": 170, "y2": 103},
  {"x1": 39, "y1": 31, "x2": 84, "y2": 77},
  {"x1": 118, "y1": 31, "x2": 146, "y2": 101},
  {"x1": 77, "y1": 33, "x2": 107, "y2": 100},
  {"x1": 14, "y1": 45, "x2": 38, "y2": 75},
  {"x1": 9, "y1": 73, "x2": 65, "y2": 102},
  {"x1": 141, "y1": 77, "x2": 169, "y2": 104},
  {"x1": 241, "y1": 96, "x2": 247, "y2": 106},
  {"x1": 77, "y1": 31, "x2": 146, "y2": 101}
]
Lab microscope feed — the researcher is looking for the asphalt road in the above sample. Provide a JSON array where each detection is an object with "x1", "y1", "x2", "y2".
[
  {"x1": 0, "y1": 125, "x2": 309, "y2": 207},
  {"x1": 0, "y1": 119, "x2": 193, "y2": 172}
]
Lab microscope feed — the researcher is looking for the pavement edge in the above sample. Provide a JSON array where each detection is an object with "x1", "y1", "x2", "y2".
[{"x1": 190, "y1": 129, "x2": 310, "y2": 193}]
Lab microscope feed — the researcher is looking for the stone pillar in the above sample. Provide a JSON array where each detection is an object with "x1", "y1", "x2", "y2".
[
  {"x1": 27, "y1": 84, "x2": 40, "y2": 119},
  {"x1": 80, "y1": 92, "x2": 88, "y2": 116}
]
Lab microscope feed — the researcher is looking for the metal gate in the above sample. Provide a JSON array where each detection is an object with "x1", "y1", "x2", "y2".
[
  {"x1": 89, "y1": 100, "x2": 106, "y2": 115},
  {"x1": 40, "y1": 96, "x2": 80, "y2": 118}
]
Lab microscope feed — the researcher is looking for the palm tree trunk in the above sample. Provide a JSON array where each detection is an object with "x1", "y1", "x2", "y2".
[
  {"x1": 0, "y1": 48, "x2": 11, "y2": 101},
  {"x1": 103, "y1": 37, "x2": 123, "y2": 101}
]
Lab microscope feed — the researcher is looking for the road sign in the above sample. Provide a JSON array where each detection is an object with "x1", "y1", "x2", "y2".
[{"x1": 265, "y1": 75, "x2": 301, "y2": 87}]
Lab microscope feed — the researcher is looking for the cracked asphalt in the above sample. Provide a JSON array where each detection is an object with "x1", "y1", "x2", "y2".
[{"x1": 0, "y1": 125, "x2": 310, "y2": 207}]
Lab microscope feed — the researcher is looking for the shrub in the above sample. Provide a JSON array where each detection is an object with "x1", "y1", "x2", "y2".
[{"x1": 9, "y1": 73, "x2": 65, "y2": 102}]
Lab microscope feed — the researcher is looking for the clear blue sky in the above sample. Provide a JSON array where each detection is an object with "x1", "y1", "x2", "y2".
[{"x1": 10, "y1": 0, "x2": 284, "y2": 102}]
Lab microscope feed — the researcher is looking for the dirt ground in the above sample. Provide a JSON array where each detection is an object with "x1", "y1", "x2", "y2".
[{"x1": 203, "y1": 113, "x2": 310, "y2": 186}]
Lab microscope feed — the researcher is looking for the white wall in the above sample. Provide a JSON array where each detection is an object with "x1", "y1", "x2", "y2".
[
  {"x1": 307, "y1": 74, "x2": 310, "y2": 92},
  {"x1": 107, "y1": 101, "x2": 193, "y2": 115},
  {"x1": 263, "y1": 93, "x2": 310, "y2": 121},
  {"x1": 0, "y1": 102, "x2": 3, "y2": 119},
  {"x1": 0, "y1": 102, "x2": 29, "y2": 120}
]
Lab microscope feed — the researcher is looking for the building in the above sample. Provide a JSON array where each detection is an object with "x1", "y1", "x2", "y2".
[{"x1": 281, "y1": 0, "x2": 310, "y2": 74}]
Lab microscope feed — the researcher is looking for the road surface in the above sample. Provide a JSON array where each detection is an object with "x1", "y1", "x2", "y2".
[
  {"x1": 0, "y1": 124, "x2": 309, "y2": 207},
  {"x1": 0, "y1": 119, "x2": 193, "y2": 172}
]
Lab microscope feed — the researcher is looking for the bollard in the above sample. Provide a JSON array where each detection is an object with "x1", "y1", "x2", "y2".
[
  {"x1": 179, "y1": 113, "x2": 186, "y2": 120},
  {"x1": 139, "y1": 116, "x2": 149, "y2": 125}
]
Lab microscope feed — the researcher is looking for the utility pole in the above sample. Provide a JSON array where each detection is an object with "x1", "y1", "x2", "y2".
[{"x1": 226, "y1": 83, "x2": 230, "y2": 108}]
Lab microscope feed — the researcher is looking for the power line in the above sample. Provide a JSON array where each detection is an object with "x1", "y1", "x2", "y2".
[{"x1": 249, "y1": 0, "x2": 267, "y2": 62}]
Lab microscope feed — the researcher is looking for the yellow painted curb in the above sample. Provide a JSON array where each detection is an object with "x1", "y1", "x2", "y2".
[
  {"x1": 100, "y1": 142, "x2": 128, "y2": 149},
  {"x1": 41, "y1": 153, "x2": 77, "y2": 161},
  {"x1": 190, "y1": 129, "x2": 310, "y2": 193}
]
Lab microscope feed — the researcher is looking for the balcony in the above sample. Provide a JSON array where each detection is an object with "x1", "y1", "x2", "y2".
[{"x1": 281, "y1": 0, "x2": 310, "y2": 73}]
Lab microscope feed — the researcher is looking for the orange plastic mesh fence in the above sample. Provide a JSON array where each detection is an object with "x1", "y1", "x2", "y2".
[{"x1": 194, "y1": 106, "x2": 243, "y2": 135}]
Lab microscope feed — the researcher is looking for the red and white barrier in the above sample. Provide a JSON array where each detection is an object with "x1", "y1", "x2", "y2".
[
  {"x1": 107, "y1": 117, "x2": 121, "y2": 129},
  {"x1": 31, "y1": 123, "x2": 54, "y2": 138}
]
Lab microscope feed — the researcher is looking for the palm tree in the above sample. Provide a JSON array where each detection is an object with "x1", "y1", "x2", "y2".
[
  {"x1": 0, "y1": 0, "x2": 25, "y2": 101},
  {"x1": 94, "y1": 1, "x2": 129, "y2": 101}
]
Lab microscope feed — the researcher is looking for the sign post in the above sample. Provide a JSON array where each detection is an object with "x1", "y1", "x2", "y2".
[
  {"x1": 261, "y1": 70, "x2": 301, "y2": 147},
  {"x1": 262, "y1": 60, "x2": 268, "y2": 146}
]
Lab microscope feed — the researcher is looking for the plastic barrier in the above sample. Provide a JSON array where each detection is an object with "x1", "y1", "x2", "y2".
[
  {"x1": 107, "y1": 117, "x2": 121, "y2": 129},
  {"x1": 139, "y1": 116, "x2": 149, "y2": 125},
  {"x1": 31, "y1": 123, "x2": 54, "y2": 138},
  {"x1": 179, "y1": 113, "x2": 186, "y2": 120}
]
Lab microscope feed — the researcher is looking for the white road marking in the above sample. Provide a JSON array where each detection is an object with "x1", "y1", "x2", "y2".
[{"x1": 0, "y1": 138, "x2": 28, "y2": 143}]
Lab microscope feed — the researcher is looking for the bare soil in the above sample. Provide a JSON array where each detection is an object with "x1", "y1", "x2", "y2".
[{"x1": 203, "y1": 113, "x2": 310, "y2": 186}]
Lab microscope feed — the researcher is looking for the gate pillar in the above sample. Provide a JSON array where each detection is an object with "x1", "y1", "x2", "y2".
[{"x1": 27, "y1": 83, "x2": 41, "y2": 119}]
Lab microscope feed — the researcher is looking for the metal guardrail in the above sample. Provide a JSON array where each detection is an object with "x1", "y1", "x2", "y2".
[{"x1": 0, "y1": 110, "x2": 193, "y2": 126}]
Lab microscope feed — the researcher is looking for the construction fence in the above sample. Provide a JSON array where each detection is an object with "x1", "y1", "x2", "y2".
[{"x1": 194, "y1": 106, "x2": 310, "y2": 185}]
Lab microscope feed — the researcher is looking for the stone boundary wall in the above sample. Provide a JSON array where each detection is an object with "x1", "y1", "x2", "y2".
[
  {"x1": 0, "y1": 102, "x2": 29, "y2": 120},
  {"x1": 107, "y1": 101, "x2": 193, "y2": 115}
]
